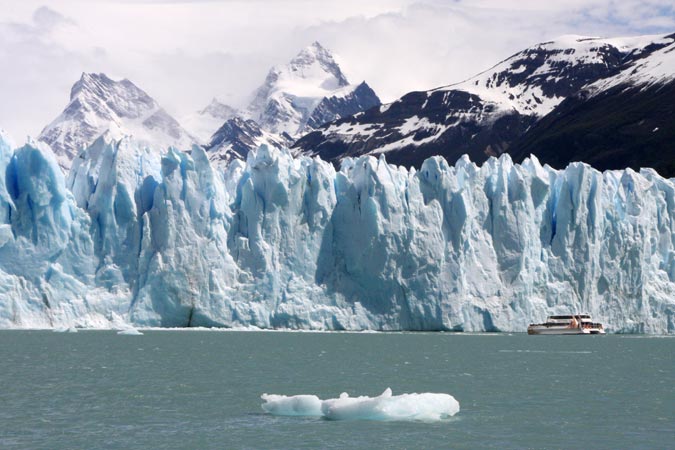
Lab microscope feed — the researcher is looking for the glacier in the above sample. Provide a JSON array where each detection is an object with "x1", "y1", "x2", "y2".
[{"x1": 0, "y1": 129, "x2": 674, "y2": 333}]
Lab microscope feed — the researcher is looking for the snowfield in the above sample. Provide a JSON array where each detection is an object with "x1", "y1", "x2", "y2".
[{"x1": 0, "y1": 130, "x2": 674, "y2": 333}]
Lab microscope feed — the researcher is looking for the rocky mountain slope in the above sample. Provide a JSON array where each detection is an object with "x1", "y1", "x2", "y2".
[
  {"x1": 510, "y1": 35, "x2": 675, "y2": 175},
  {"x1": 294, "y1": 34, "x2": 674, "y2": 172}
]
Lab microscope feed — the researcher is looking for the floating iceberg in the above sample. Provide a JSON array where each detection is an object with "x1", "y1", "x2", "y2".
[
  {"x1": 0, "y1": 129, "x2": 674, "y2": 333},
  {"x1": 261, "y1": 388, "x2": 460, "y2": 421}
]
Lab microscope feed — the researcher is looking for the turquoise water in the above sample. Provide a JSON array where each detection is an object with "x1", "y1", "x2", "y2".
[{"x1": 0, "y1": 331, "x2": 672, "y2": 449}]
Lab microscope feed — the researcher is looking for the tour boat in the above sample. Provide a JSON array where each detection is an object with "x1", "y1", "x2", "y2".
[{"x1": 527, "y1": 314, "x2": 605, "y2": 335}]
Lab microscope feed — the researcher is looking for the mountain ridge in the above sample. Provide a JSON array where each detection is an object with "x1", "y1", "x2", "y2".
[{"x1": 293, "y1": 33, "x2": 675, "y2": 174}]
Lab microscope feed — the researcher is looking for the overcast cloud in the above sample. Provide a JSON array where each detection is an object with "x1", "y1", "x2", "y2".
[{"x1": 0, "y1": 0, "x2": 673, "y2": 140}]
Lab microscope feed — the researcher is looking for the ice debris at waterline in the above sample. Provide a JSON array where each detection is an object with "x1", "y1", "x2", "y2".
[
  {"x1": 260, "y1": 388, "x2": 460, "y2": 421},
  {"x1": 117, "y1": 327, "x2": 143, "y2": 335},
  {"x1": 0, "y1": 129, "x2": 674, "y2": 333}
]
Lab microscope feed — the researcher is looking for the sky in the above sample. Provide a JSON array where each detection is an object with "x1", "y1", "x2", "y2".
[{"x1": 0, "y1": 0, "x2": 673, "y2": 140}]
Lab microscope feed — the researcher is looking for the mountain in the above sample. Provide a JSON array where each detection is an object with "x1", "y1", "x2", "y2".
[
  {"x1": 198, "y1": 42, "x2": 381, "y2": 165},
  {"x1": 293, "y1": 34, "x2": 674, "y2": 169},
  {"x1": 181, "y1": 98, "x2": 239, "y2": 144},
  {"x1": 201, "y1": 79, "x2": 380, "y2": 168},
  {"x1": 38, "y1": 73, "x2": 196, "y2": 170},
  {"x1": 246, "y1": 41, "x2": 380, "y2": 137},
  {"x1": 1, "y1": 132, "x2": 674, "y2": 333},
  {"x1": 510, "y1": 35, "x2": 675, "y2": 175},
  {"x1": 205, "y1": 117, "x2": 291, "y2": 167}
]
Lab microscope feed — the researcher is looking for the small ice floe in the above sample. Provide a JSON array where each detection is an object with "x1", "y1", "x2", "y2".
[
  {"x1": 117, "y1": 327, "x2": 143, "y2": 335},
  {"x1": 53, "y1": 326, "x2": 78, "y2": 333},
  {"x1": 260, "y1": 394, "x2": 323, "y2": 416},
  {"x1": 261, "y1": 388, "x2": 459, "y2": 421}
]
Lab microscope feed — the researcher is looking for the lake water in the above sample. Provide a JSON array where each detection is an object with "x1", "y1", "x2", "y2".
[{"x1": 0, "y1": 331, "x2": 672, "y2": 449}]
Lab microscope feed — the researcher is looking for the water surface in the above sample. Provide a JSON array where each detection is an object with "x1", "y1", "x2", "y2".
[{"x1": 0, "y1": 331, "x2": 672, "y2": 449}]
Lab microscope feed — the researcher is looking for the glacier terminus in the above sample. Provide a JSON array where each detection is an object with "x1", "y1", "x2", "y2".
[{"x1": 0, "y1": 129, "x2": 673, "y2": 334}]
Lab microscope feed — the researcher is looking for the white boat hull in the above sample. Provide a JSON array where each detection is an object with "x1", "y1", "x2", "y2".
[{"x1": 527, "y1": 325, "x2": 605, "y2": 335}]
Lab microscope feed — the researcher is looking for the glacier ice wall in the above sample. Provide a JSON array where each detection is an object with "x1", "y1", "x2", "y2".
[{"x1": 0, "y1": 130, "x2": 674, "y2": 333}]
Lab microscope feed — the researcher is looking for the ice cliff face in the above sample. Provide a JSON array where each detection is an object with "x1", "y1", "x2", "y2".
[
  {"x1": 0, "y1": 131, "x2": 674, "y2": 333},
  {"x1": 0, "y1": 134, "x2": 128, "y2": 327}
]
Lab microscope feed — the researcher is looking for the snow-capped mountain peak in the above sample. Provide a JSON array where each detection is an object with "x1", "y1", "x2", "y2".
[
  {"x1": 286, "y1": 41, "x2": 349, "y2": 89},
  {"x1": 199, "y1": 98, "x2": 238, "y2": 119},
  {"x1": 246, "y1": 41, "x2": 378, "y2": 136},
  {"x1": 39, "y1": 72, "x2": 196, "y2": 170},
  {"x1": 180, "y1": 41, "x2": 379, "y2": 165},
  {"x1": 68, "y1": 73, "x2": 155, "y2": 117}
]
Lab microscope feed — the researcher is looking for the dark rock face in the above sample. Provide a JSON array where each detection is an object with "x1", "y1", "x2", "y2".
[
  {"x1": 296, "y1": 88, "x2": 538, "y2": 167},
  {"x1": 304, "y1": 82, "x2": 381, "y2": 131},
  {"x1": 293, "y1": 35, "x2": 674, "y2": 172},
  {"x1": 205, "y1": 117, "x2": 290, "y2": 165},
  {"x1": 510, "y1": 81, "x2": 675, "y2": 176}
]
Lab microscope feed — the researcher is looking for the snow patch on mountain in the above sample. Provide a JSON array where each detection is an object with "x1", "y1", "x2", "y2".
[
  {"x1": 436, "y1": 34, "x2": 672, "y2": 117},
  {"x1": 589, "y1": 38, "x2": 675, "y2": 93}
]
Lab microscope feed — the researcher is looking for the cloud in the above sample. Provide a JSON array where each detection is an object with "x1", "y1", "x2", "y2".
[
  {"x1": 32, "y1": 5, "x2": 75, "y2": 30},
  {"x1": 0, "y1": 0, "x2": 672, "y2": 142},
  {"x1": 0, "y1": 5, "x2": 100, "y2": 141},
  {"x1": 296, "y1": 1, "x2": 673, "y2": 101}
]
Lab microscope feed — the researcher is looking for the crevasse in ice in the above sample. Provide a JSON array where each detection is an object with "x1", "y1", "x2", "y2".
[{"x1": 0, "y1": 130, "x2": 673, "y2": 333}]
